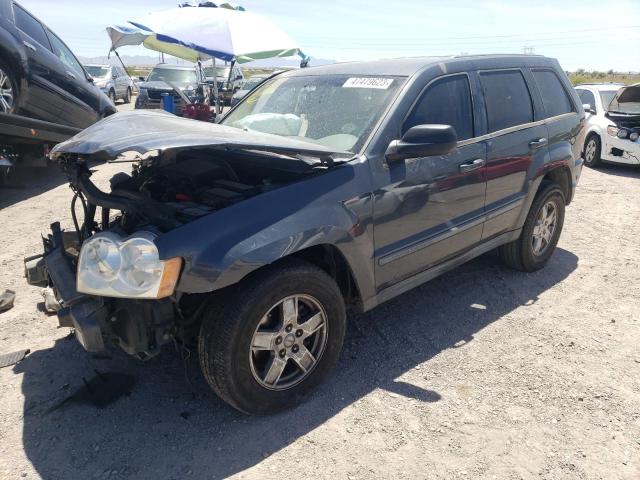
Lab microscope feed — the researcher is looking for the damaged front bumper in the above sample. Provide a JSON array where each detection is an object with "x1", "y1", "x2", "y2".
[
  {"x1": 25, "y1": 222, "x2": 107, "y2": 352},
  {"x1": 25, "y1": 222, "x2": 176, "y2": 357}
]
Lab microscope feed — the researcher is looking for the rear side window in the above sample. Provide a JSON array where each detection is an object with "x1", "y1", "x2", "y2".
[
  {"x1": 577, "y1": 89, "x2": 596, "y2": 111},
  {"x1": 479, "y1": 70, "x2": 533, "y2": 132},
  {"x1": 404, "y1": 74, "x2": 474, "y2": 141},
  {"x1": 13, "y1": 4, "x2": 51, "y2": 50},
  {"x1": 533, "y1": 70, "x2": 574, "y2": 117}
]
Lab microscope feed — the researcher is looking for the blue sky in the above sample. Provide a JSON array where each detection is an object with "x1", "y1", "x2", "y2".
[{"x1": 17, "y1": 0, "x2": 640, "y2": 71}]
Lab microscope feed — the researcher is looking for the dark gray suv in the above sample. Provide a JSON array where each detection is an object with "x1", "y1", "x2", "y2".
[{"x1": 26, "y1": 55, "x2": 585, "y2": 414}]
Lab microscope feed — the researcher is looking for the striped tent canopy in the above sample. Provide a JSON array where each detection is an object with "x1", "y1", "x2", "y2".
[{"x1": 107, "y1": 5, "x2": 305, "y2": 64}]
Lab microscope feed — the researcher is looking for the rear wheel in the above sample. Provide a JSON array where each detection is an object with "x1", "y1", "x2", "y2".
[
  {"x1": 584, "y1": 134, "x2": 602, "y2": 168},
  {"x1": 108, "y1": 89, "x2": 116, "y2": 104},
  {"x1": 499, "y1": 182, "x2": 565, "y2": 272},
  {"x1": 198, "y1": 260, "x2": 346, "y2": 414},
  {"x1": 0, "y1": 62, "x2": 18, "y2": 114},
  {"x1": 124, "y1": 87, "x2": 132, "y2": 104}
]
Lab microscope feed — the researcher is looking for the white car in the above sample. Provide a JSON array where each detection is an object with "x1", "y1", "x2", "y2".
[{"x1": 575, "y1": 83, "x2": 640, "y2": 167}]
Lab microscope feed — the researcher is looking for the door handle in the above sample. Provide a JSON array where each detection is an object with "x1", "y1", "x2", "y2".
[
  {"x1": 66, "y1": 71, "x2": 76, "y2": 79},
  {"x1": 459, "y1": 158, "x2": 486, "y2": 172},
  {"x1": 23, "y1": 41, "x2": 36, "y2": 52},
  {"x1": 529, "y1": 137, "x2": 548, "y2": 148}
]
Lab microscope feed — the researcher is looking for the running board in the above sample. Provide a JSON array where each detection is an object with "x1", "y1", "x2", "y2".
[{"x1": 362, "y1": 229, "x2": 521, "y2": 311}]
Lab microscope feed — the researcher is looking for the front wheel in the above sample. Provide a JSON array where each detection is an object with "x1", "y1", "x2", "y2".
[
  {"x1": 108, "y1": 89, "x2": 116, "y2": 104},
  {"x1": 123, "y1": 87, "x2": 132, "y2": 104},
  {"x1": 499, "y1": 182, "x2": 565, "y2": 272},
  {"x1": 584, "y1": 134, "x2": 602, "y2": 168},
  {"x1": 198, "y1": 260, "x2": 346, "y2": 414}
]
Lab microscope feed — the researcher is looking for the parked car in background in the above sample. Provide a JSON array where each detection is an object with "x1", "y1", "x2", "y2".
[
  {"x1": 135, "y1": 64, "x2": 205, "y2": 116},
  {"x1": 203, "y1": 64, "x2": 244, "y2": 105},
  {"x1": 84, "y1": 64, "x2": 133, "y2": 104},
  {"x1": 576, "y1": 83, "x2": 640, "y2": 167},
  {"x1": 28, "y1": 55, "x2": 584, "y2": 414},
  {"x1": 229, "y1": 73, "x2": 271, "y2": 107},
  {"x1": 0, "y1": 0, "x2": 116, "y2": 128}
]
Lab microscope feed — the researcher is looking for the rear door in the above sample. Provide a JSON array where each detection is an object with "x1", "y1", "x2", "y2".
[
  {"x1": 478, "y1": 69, "x2": 549, "y2": 239},
  {"x1": 373, "y1": 73, "x2": 487, "y2": 289}
]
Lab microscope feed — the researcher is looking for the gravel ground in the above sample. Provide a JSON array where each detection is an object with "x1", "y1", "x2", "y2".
[{"x1": 1, "y1": 111, "x2": 639, "y2": 479}]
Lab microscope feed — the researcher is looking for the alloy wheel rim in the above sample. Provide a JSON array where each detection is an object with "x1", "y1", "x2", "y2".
[
  {"x1": 585, "y1": 139, "x2": 596, "y2": 162},
  {"x1": 0, "y1": 68, "x2": 14, "y2": 113},
  {"x1": 531, "y1": 200, "x2": 557, "y2": 256},
  {"x1": 249, "y1": 294, "x2": 328, "y2": 391}
]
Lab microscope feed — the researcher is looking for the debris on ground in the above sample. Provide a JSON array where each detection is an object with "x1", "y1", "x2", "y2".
[
  {"x1": 0, "y1": 348, "x2": 30, "y2": 368},
  {"x1": 0, "y1": 289, "x2": 15, "y2": 313}
]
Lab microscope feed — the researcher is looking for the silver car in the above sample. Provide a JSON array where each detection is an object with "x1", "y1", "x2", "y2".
[{"x1": 84, "y1": 64, "x2": 134, "y2": 104}]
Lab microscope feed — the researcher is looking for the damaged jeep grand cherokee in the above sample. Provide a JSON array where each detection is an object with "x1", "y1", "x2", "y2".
[{"x1": 25, "y1": 56, "x2": 584, "y2": 414}]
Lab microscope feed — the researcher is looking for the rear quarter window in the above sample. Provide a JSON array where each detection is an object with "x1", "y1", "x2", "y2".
[
  {"x1": 533, "y1": 69, "x2": 575, "y2": 117},
  {"x1": 479, "y1": 70, "x2": 533, "y2": 133}
]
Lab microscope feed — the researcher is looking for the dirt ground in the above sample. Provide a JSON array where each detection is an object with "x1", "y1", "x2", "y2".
[{"x1": 1, "y1": 115, "x2": 639, "y2": 478}]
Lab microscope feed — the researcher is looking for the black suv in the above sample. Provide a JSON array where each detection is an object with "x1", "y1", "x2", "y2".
[
  {"x1": 26, "y1": 55, "x2": 584, "y2": 414},
  {"x1": 0, "y1": 1, "x2": 115, "y2": 128}
]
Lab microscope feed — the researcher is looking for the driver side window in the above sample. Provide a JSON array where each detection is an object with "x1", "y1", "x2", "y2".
[{"x1": 404, "y1": 74, "x2": 474, "y2": 141}]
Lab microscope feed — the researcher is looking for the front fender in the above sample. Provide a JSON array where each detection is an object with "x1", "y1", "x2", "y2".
[{"x1": 154, "y1": 159, "x2": 376, "y2": 299}]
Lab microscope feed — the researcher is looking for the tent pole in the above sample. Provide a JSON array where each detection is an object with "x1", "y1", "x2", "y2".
[{"x1": 212, "y1": 57, "x2": 220, "y2": 115}]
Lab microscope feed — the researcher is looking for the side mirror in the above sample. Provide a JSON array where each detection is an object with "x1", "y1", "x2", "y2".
[
  {"x1": 236, "y1": 75, "x2": 243, "y2": 80},
  {"x1": 112, "y1": 74, "x2": 118, "y2": 79},
  {"x1": 138, "y1": 76, "x2": 145, "y2": 81},
  {"x1": 87, "y1": 76, "x2": 94, "y2": 83},
  {"x1": 582, "y1": 103, "x2": 595, "y2": 114},
  {"x1": 386, "y1": 124, "x2": 457, "y2": 162}
]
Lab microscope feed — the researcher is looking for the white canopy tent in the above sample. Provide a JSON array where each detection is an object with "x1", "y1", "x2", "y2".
[{"x1": 106, "y1": 5, "x2": 307, "y2": 113}]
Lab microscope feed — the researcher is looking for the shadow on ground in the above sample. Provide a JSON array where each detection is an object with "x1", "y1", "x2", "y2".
[
  {"x1": 595, "y1": 163, "x2": 640, "y2": 179},
  {"x1": 0, "y1": 164, "x2": 68, "y2": 209},
  {"x1": 14, "y1": 248, "x2": 578, "y2": 479}
]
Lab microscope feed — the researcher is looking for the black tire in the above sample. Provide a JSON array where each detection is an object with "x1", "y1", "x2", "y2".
[
  {"x1": 583, "y1": 133, "x2": 602, "y2": 168},
  {"x1": 0, "y1": 60, "x2": 19, "y2": 114},
  {"x1": 499, "y1": 182, "x2": 566, "y2": 272},
  {"x1": 108, "y1": 89, "x2": 116, "y2": 104},
  {"x1": 124, "y1": 87, "x2": 132, "y2": 104},
  {"x1": 198, "y1": 259, "x2": 346, "y2": 414}
]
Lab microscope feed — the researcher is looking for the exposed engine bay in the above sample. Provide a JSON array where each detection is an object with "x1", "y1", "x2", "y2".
[{"x1": 60, "y1": 147, "x2": 334, "y2": 241}]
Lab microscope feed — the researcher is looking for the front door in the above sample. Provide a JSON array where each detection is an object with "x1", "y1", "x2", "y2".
[
  {"x1": 12, "y1": 2, "x2": 61, "y2": 122},
  {"x1": 45, "y1": 30, "x2": 100, "y2": 128},
  {"x1": 373, "y1": 73, "x2": 487, "y2": 290}
]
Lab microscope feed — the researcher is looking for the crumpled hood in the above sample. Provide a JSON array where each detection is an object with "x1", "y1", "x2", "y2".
[
  {"x1": 608, "y1": 84, "x2": 640, "y2": 114},
  {"x1": 50, "y1": 110, "x2": 344, "y2": 161}
]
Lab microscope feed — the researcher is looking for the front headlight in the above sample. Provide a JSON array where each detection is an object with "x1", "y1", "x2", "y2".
[
  {"x1": 138, "y1": 87, "x2": 148, "y2": 97},
  {"x1": 77, "y1": 231, "x2": 181, "y2": 299},
  {"x1": 617, "y1": 128, "x2": 629, "y2": 139},
  {"x1": 629, "y1": 131, "x2": 639, "y2": 142}
]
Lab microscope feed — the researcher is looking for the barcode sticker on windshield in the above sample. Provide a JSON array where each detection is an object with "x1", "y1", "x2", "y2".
[{"x1": 343, "y1": 77, "x2": 393, "y2": 89}]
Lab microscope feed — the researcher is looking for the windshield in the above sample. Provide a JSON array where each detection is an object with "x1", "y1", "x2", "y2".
[
  {"x1": 85, "y1": 66, "x2": 110, "y2": 78},
  {"x1": 147, "y1": 68, "x2": 197, "y2": 83},
  {"x1": 222, "y1": 74, "x2": 404, "y2": 153},
  {"x1": 203, "y1": 67, "x2": 231, "y2": 78},
  {"x1": 600, "y1": 91, "x2": 618, "y2": 111}
]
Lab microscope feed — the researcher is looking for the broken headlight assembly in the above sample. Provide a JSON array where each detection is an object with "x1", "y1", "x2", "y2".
[{"x1": 77, "y1": 231, "x2": 182, "y2": 299}]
